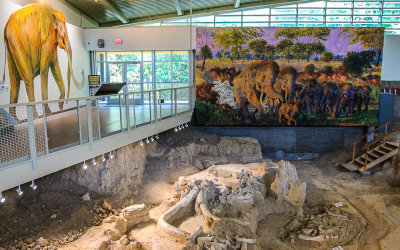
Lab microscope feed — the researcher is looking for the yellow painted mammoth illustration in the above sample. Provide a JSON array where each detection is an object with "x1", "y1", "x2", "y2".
[{"x1": 3, "y1": 3, "x2": 84, "y2": 118}]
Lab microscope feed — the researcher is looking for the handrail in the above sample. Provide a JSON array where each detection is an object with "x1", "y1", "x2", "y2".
[
  {"x1": 0, "y1": 85, "x2": 194, "y2": 108},
  {"x1": 351, "y1": 120, "x2": 392, "y2": 161}
]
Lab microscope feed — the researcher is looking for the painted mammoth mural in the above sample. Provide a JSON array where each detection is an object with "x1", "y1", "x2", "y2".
[
  {"x1": 3, "y1": 3, "x2": 84, "y2": 119},
  {"x1": 233, "y1": 60, "x2": 281, "y2": 122},
  {"x1": 298, "y1": 79, "x2": 323, "y2": 115}
]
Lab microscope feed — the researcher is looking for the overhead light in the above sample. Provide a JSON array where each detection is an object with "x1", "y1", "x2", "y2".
[
  {"x1": 150, "y1": 136, "x2": 154, "y2": 142},
  {"x1": 16, "y1": 185, "x2": 23, "y2": 196},
  {"x1": 174, "y1": 127, "x2": 178, "y2": 132},
  {"x1": 30, "y1": 181, "x2": 37, "y2": 190},
  {"x1": 140, "y1": 140, "x2": 144, "y2": 146},
  {"x1": 146, "y1": 138, "x2": 150, "y2": 144},
  {"x1": 108, "y1": 151, "x2": 114, "y2": 159},
  {"x1": 82, "y1": 161, "x2": 88, "y2": 170},
  {"x1": 0, "y1": 192, "x2": 5, "y2": 203},
  {"x1": 155, "y1": 134, "x2": 159, "y2": 140},
  {"x1": 101, "y1": 154, "x2": 106, "y2": 162},
  {"x1": 92, "y1": 158, "x2": 97, "y2": 166}
]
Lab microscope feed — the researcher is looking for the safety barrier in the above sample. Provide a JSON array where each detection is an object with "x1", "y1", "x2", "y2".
[{"x1": 0, "y1": 85, "x2": 194, "y2": 192}]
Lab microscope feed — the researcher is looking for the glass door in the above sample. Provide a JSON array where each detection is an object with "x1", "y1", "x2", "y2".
[
  {"x1": 106, "y1": 62, "x2": 124, "y2": 105},
  {"x1": 126, "y1": 63, "x2": 144, "y2": 105}
]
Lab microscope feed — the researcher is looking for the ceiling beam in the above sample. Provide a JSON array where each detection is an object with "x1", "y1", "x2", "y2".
[
  {"x1": 174, "y1": 0, "x2": 183, "y2": 16},
  {"x1": 57, "y1": 0, "x2": 99, "y2": 27},
  {"x1": 234, "y1": 0, "x2": 241, "y2": 8},
  {"x1": 100, "y1": 0, "x2": 305, "y2": 27},
  {"x1": 101, "y1": 0, "x2": 129, "y2": 23}
]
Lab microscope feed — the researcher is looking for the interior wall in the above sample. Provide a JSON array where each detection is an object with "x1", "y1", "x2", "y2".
[
  {"x1": 0, "y1": 0, "x2": 93, "y2": 107},
  {"x1": 85, "y1": 26, "x2": 196, "y2": 51},
  {"x1": 382, "y1": 35, "x2": 400, "y2": 81}
]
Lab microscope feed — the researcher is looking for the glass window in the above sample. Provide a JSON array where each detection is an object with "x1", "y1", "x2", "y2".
[
  {"x1": 298, "y1": 1, "x2": 325, "y2": 8},
  {"x1": 326, "y1": 16, "x2": 353, "y2": 22},
  {"x1": 193, "y1": 15, "x2": 214, "y2": 22},
  {"x1": 172, "y1": 51, "x2": 189, "y2": 61},
  {"x1": 298, "y1": 16, "x2": 324, "y2": 22},
  {"x1": 298, "y1": 9, "x2": 324, "y2": 15},
  {"x1": 353, "y1": 9, "x2": 381, "y2": 15},
  {"x1": 243, "y1": 8, "x2": 269, "y2": 15},
  {"x1": 243, "y1": 16, "x2": 268, "y2": 22},
  {"x1": 326, "y1": 9, "x2": 352, "y2": 15},
  {"x1": 271, "y1": 16, "x2": 296, "y2": 21},
  {"x1": 327, "y1": 2, "x2": 353, "y2": 8},
  {"x1": 107, "y1": 52, "x2": 142, "y2": 61},
  {"x1": 156, "y1": 51, "x2": 171, "y2": 61},
  {"x1": 354, "y1": 2, "x2": 381, "y2": 8},
  {"x1": 271, "y1": 9, "x2": 297, "y2": 15},
  {"x1": 243, "y1": 22, "x2": 269, "y2": 27},
  {"x1": 353, "y1": 16, "x2": 381, "y2": 22},
  {"x1": 215, "y1": 16, "x2": 242, "y2": 22},
  {"x1": 156, "y1": 61, "x2": 171, "y2": 82}
]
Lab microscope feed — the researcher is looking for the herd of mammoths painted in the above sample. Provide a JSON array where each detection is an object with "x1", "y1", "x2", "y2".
[{"x1": 211, "y1": 60, "x2": 374, "y2": 125}]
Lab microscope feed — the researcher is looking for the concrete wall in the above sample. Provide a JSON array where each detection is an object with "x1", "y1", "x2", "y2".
[
  {"x1": 193, "y1": 126, "x2": 366, "y2": 154},
  {"x1": 382, "y1": 35, "x2": 400, "y2": 81},
  {"x1": 0, "y1": 0, "x2": 95, "y2": 106}
]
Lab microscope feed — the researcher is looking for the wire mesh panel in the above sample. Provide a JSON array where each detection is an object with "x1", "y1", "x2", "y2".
[
  {"x1": 33, "y1": 104, "x2": 47, "y2": 157},
  {"x1": 176, "y1": 88, "x2": 191, "y2": 114},
  {"x1": 46, "y1": 101, "x2": 80, "y2": 152},
  {"x1": 78, "y1": 99, "x2": 89, "y2": 144},
  {"x1": 158, "y1": 89, "x2": 174, "y2": 119},
  {"x1": 91, "y1": 100, "x2": 100, "y2": 140},
  {"x1": 0, "y1": 106, "x2": 30, "y2": 167}
]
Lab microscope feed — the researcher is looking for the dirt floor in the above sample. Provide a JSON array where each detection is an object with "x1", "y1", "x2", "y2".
[{"x1": 1, "y1": 130, "x2": 400, "y2": 249}]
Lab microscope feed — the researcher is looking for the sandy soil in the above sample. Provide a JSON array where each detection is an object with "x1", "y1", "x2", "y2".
[{"x1": 1, "y1": 130, "x2": 400, "y2": 249}]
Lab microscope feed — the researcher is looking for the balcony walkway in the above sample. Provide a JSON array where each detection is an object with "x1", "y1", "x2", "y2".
[{"x1": 0, "y1": 87, "x2": 193, "y2": 193}]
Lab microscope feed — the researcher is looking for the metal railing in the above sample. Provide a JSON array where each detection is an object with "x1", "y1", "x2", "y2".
[
  {"x1": 382, "y1": 87, "x2": 400, "y2": 96},
  {"x1": 0, "y1": 85, "x2": 194, "y2": 169}
]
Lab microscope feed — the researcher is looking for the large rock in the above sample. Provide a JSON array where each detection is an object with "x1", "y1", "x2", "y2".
[
  {"x1": 63, "y1": 142, "x2": 146, "y2": 199},
  {"x1": 122, "y1": 204, "x2": 151, "y2": 228},
  {"x1": 269, "y1": 161, "x2": 306, "y2": 216}
]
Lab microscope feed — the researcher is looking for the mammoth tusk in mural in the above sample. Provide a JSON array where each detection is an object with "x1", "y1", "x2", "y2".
[{"x1": 2, "y1": 3, "x2": 84, "y2": 119}]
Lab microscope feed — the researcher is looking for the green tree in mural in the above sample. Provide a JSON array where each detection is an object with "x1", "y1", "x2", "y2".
[
  {"x1": 199, "y1": 45, "x2": 213, "y2": 69},
  {"x1": 342, "y1": 27, "x2": 385, "y2": 66},
  {"x1": 247, "y1": 39, "x2": 267, "y2": 59},
  {"x1": 276, "y1": 39, "x2": 294, "y2": 62},
  {"x1": 274, "y1": 27, "x2": 330, "y2": 61},
  {"x1": 343, "y1": 51, "x2": 375, "y2": 76},
  {"x1": 212, "y1": 27, "x2": 263, "y2": 61},
  {"x1": 291, "y1": 43, "x2": 307, "y2": 62},
  {"x1": 265, "y1": 44, "x2": 276, "y2": 59},
  {"x1": 321, "y1": 51, "x2": 334, "y2": 63}
]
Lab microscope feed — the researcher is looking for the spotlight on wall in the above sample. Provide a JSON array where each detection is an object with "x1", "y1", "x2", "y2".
[
  {"x1": 108, "y1": 151, "x2": 114, "y2": 159},
  {"x1": 150, "y1": 136, "x2": 154, "y2": 142},
  {"x1": 174, "y1": 127, "x2": 178, "y2": 132},
  {"x1": 16, "y1": 185, "x2": 23, "y2": 196},
  {"x1": 155, "y1": 134, "x2": 160, "y2": 140},
  {"x1": 101, "y1": 154, "x2": 106, "y2": 162},
  {"x1": 82, "y1": 161, "x2": 88, "y2": 170},
  {"x1": 185, "y1": 123, "x2": 189, "y2": 128},
  {"x1": 140, "y1": 140, "x2": 144, "y2": 146},
  {"x1": 0, "y1": 192, "x2": 5, "y2": 203},
  {"x1": 146, "y1": 138, "x2": 150, "y2": 144},
  {"x1": 92, "y1": 158, "x2": 97, "y2": 166},
  {"x1": 30, "y1": 181, "x2": 37, "y2": 190}
]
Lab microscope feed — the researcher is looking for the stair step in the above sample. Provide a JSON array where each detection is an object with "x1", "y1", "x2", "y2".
[
  {"x1": 360, "y1": 155, "x2": 375, "y2": 162},
  {"x1": 374, "y1": 148, "x2": 387, "y2": 155},
  {"x1": 386, "y1": 141, "x2": 399, "y2": 148},
  {"x1": 385, "y1": 142, "x2": 399, "y2": 149},
  {"x1": 354, "y1": 158, "x2": 367, "y2": 166},
  {"x1": 367, "y1": 152, "x2": 380, "y2": 159},
  {"x1": 380, "y1": 145, "x2": 394, "y2": 152},
  {"x1": 342, "y1": 162, "x2": 359, "y2": 171},
  {"x1": 359, "y1": 149, "x2": 399, "y2": 172}
]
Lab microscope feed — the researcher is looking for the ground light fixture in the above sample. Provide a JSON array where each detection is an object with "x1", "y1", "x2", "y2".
[
  {"x1": 155, "y1": 134, "x2": 159, "y2": 140},
  {"x1": 0, "y1": 192, "x2": 5, "y2": 203},
  {"x1": 16, "y1": 185, "x2": 23, "y2": 196},
  {"x1": 140, "y1": 140, "x2": 144, "y2": 146},
  {"x1": 150, "y1": 136, "x2": 154, "y2": 142},
  {"x1": 82, "y1": 161, "x2": 88, "y2": 170},
  {"x1": 108, "y1": 151, "x2": 114, "y2": 159},
  {"x1": 185, "y1": 123, "x2": 189, "y2": 128},
  {"x1": 101, "y1": 154, "x2": 106, "y2": 162},
  {"x1": 178, "y1": 125, "x2": 182, "y2": 131},
  {"x1": 174, "y1": 127, "x2": 178, "y2": 132},
  {"x1": 146, "y1": 138, "x2": 150, "y2": 144},
  {"x1": 30, "y1": 181, "x2": 37, "y2": 190},
  {"x1": 92, "y1": 158, "x2": 97, "y2": 166}
]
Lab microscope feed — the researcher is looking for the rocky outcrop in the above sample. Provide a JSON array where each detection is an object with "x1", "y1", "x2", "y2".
[
  {"x1": 165, "y1": 137, "x2": 262, "y2": 170},
  {"x1": 63, "y1": 142, "x2": 146, "y2": 199}
]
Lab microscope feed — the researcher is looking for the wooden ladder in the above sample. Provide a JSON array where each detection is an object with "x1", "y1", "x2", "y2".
[{"x1": 342, "y1": 121, "x2": 400, "y2": 173}]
